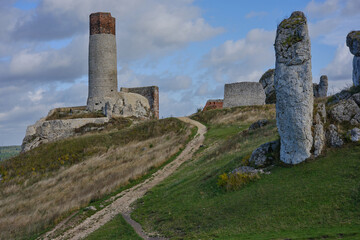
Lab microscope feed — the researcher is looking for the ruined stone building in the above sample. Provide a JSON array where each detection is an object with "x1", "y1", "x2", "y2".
[
  {"x1": 21, "y1": 12, "x2": 159, "y2": 152},
  {"x1": 203, "y1": 99, "x2": 223, "y2": 111},
  {"x1": 223, "y1": 82, "x2": 265, "y2": 108},
  {"x1": 87, "y1": 12, "x2": 159, "y2": 119}
]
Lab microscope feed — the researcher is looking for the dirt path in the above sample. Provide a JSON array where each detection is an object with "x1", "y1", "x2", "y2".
[{"x1": 41, "y1": 117, "x2": 206, "y2": 240}]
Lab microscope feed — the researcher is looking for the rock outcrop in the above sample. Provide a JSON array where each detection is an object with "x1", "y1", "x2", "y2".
[
  {"x1": 313, "y1": 103, "x2": 326, "y2": 157},
  {"x1": 348, "y1": 128, "x2": 360, "y2": 142},
  {"x1": 22, "y1": 114, "x2": 109, "y2": 152},
  {"x1": 249, "y1": 140, "x2": 280, "y2": 167},
  {"x1": 248, "y1": 119, "x2": 269, "y2": 131},
  {"x1": 346, "y1": 31, "x2": 360, "y2": 86},
  {"x1": 313, "y1": 75, "x2": 328, "y2": 98},
  {"x1": 259, "y1": 69, "x2": 276, "y2": 104},
  {"x1": 274, "y1": 11, "x2": 313, "y2": 164},
  {"x1": 329, "y1": 99, "x2": 360, "y2": 123},
  {"x1": 326, "y1": 124, "x2": 344, "y2": 147}
]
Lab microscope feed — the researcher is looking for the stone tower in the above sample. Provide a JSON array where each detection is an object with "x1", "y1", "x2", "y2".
[{"x1": 87, "y1": 12, "x2": 118, "y2": 111}]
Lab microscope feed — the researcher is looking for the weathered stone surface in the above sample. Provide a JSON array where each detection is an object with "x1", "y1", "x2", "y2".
[
  {"x1": 103, "y1": 92, "x2": 150, "y2": 118},
  {"x1": 249, "y1": 140, "x2": 280, "y2": 167},
  {"x1": 249, "y1": 119, "x2": 269, "y2": 130},
  {"x1": 223, "y1": 82, "x2": 265, "y2": 108},
  {"x1": 313, "y1": 75, "x2": 328, "y2": 98},
  {"x1": 352, "y1": 93, "x2": 360, "y2": 105},
  {"x1": 120, "y1": 86, "x2": 159, "y2": 119},
  {"x1": 326, "y1": 124, "x2": 344, "y2": 147},
  {"x1": 329, "y1": 99, "x2": 360, "y2": 123},
  {"x1": 349, "y1": 127, "x2": 360, "y2": 141},
  {"x1": 202, "y1": 99, "x2": 223, "y2": 111},
  {"x1": 313, "y1": 103, "x2": 326, "y2": 157},
  {"x1": 347, "y1": 31, "x2": 360, "y2": 86},
  {"x1": 353, "y1": 56, "x2": 360, "y2": 86},
  {"x1": 346, "y1": 31, "x2": 360, "y2": 56},
  {"x1": 274, "y1": 11, "x2": 313, "y2": 164},
  {"x1": 259, "y1": 69, "x2": 276, "y2": 104},
  {"x1": 22, "y1": 115, "x2": 109, "y2": 152},
  {"x1": 313, "y1": 122, "x2": 325, "y2": 157}
]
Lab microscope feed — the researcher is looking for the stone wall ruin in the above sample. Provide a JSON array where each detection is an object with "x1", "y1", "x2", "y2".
[{"x1": 223, "y1": 82, "x2": 265, "y2": 108}]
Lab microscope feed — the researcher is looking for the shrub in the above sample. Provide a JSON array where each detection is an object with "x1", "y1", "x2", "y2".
[{"x1": 217, "y1": 172, "x2": 260, "y2": 191}]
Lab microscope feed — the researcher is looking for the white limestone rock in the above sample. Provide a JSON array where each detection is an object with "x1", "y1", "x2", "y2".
[
  {"x1": 21, "y1": 116, "x2": 109, "y2": 152},
  {"x1": 259, "y1": 69, "x2": 276, "y2": 104},
  {"x1": 326, "y1": 124, "x2": 344, "y2": 147},
  {"x1": 249, "y1": 140, "x2": 280, "y2": 167},
  {"x1": 349, "y1": 128, "x2": 360, "y2": 142},
  {"x1": 274, "y1": 11, "x2": 313, "y2": 164},
  {"x1": 329, "y1": 99, "x2": 360, "y2": 123}
]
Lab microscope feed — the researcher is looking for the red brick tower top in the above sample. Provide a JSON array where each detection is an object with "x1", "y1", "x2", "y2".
[{"x1": 90, "y1": 12, "x2": 115, "y2": 35}]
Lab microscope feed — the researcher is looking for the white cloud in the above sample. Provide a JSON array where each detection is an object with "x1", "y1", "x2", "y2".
[
  {"x1": 202, "y1": 28, "x2": 275, "y2": 83},
  {"x1": 305, "y1": 0, "x2": 339, "y2": 18}
]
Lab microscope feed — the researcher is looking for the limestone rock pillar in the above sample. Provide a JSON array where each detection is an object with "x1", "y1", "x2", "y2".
[
  {"x1": 274, "y1": 11, "x2": 313, "y2": 164},
  {"x1": 87, "y1": 12, "x2": 118, "y2": 111},
  {"x1": 346, "y1": 31, "x2": 360, "y2": 86}
]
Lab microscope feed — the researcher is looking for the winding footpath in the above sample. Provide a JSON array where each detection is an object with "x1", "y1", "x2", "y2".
[{"x1": 41, "y1": 117, "x2": 206, "y2": 240}]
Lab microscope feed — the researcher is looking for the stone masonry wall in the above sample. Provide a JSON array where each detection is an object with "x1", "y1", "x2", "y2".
[
  {"x1": 223, "y1": 82, "x2": 265, "y2": 108},
  {"x1": 203, "y1": 99, "x2": 223, "y2": 111},
  {"x1": 121, "y1": 86, "x2": 159, "y2": 119}
]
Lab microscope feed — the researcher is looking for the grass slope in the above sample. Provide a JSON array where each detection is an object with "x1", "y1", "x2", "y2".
[
  {"x1": 0, "y1": 145, "x2": 20, "y2": 161},
  {"x1": 123, "y1": 106, "x2": 360, "y2": 239},
  {"x1": 0, "y1": 118, "x2": 194, "y2": 239}
]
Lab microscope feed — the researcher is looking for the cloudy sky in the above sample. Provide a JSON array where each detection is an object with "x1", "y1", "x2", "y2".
[{"x1": 1, "y1": 0, "x2": 359, "y2": 146}]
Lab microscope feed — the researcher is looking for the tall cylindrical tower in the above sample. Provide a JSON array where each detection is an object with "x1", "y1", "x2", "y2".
[{"x1": 87, "y1": 12, "x2": 117, "y2": 111}]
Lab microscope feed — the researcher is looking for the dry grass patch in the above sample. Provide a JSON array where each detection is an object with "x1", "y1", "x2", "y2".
[{"x1": 0, "y1": 119, "x2": 193, "y2": 239}]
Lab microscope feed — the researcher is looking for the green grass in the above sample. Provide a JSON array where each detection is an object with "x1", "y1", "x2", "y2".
[
  {"x1": 128, "y1": 122, "x2": 360, "y2": 239},
  {"x1": 86, "y1": 214, "x2": 142, "y2": 240},
  {"x1": 0, "y1": 145, "x2": 20, "y2": 161}
]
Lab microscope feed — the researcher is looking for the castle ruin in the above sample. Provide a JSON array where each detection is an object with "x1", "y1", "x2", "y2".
[{"x1": 223, "y1": 82, "x2": 265, "y2": 108}]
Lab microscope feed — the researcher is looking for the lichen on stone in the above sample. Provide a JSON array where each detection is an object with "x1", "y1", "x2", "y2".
[{"x1": 279, "y1": 11, "x2": 306, "y2": 30}]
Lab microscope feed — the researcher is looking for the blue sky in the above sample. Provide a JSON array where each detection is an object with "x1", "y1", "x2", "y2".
[{"x1": 0, "y1": 0, "x2": 359, "y2": 146}]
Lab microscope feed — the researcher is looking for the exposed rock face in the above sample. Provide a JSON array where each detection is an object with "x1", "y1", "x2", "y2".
[
  {"x1": 326, "y1": 124, "x2": 344, "y2": 147},
  {"x1": 329, "y1": 99, "x2": 360, "y2": 123},
  {"x1": 249, "y1": 140, "x2": 280, "y2": 167},
  {"x1": 346, "y1": 31, "x2": 360, "y2": 86},
  {"x1": 231, "y1": 166, "x2": 269, "y2": 175},
  {"x1": 274, "y1": 11, "x2": 313, "y2": 164},
  {"x1": 313, "y1": 103, "x2": 326, "y2": 157},
  {"x1": 103, "y1": 92, "x2": 151, "y2": 118},
  {"x1": 223, "y1": 82, "x2": 265, "y2": 108},
  {"x1": 248, "y1": 119, "x2": 268, "y2": 131},
  {"x1": 259, "y1": 69, "x2": 276, "y2": 104},
  {"x1": 313, "y1": 75, "x2": 328, "y2": 98},
  {"x1": 22, "y1": 115, "x2": 109, "y2": 152},
  {"x1": 349, "y1": 128, "x2": 360, "y2": 141}
]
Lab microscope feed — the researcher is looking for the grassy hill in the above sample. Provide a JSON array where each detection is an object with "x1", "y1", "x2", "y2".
[
  {"x1": 0, "y1": 117, "x2": 195, "y2": 239},
  {"x1": 88, "y1": 105, "x2": 360, "y2": 239},
  {"x1": 0, "y1": 145, "x2": 21, "y2": 161},
  {"x1": 2, "y1": 105, "x2": 360, "y2": 239}
]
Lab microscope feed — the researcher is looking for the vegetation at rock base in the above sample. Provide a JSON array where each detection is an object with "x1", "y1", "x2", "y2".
[
  {"x1": 0, "y1": 117, "x2": 195, "y2": 239},
  {"x1": 45, "y1": 106, "x2": 105, "y2": 120}
]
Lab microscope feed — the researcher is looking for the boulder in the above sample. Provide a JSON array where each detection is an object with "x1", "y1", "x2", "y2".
[
  {"x1": 348, "y1": 128, "x2": 360, "y2": 141},
  {"x1": 274, "y1": 11, "x2": 313, "y2": 164},
  {"x1": 231, "y1": 166, "x2": 268, "y2": 175},
  {"x1": 259, "y1": 69, "x2": 276, "y2": 104},
  {"x1": 313, "y1": 122, "x2": 325, "y2": 157},
  {"x1": 249, "y1": 140, "x2": 280, "y2": 167},
  {"x1": 352, "y1": 93, "x2": 360, "y2": 105},
  {"x1": 248, "y1": 119, "x2": 269, "y2": 130},
  {"x1": 326, "y1": 124, "x2": 344, "y2": 147},
  {"x1": 329, "y1": 99, "x2": 360, "y2": 123}
]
